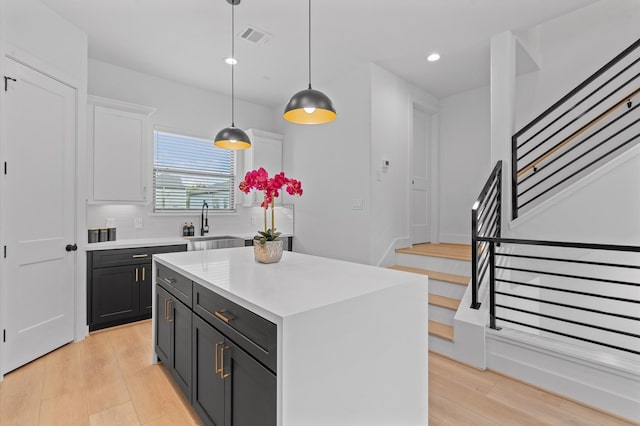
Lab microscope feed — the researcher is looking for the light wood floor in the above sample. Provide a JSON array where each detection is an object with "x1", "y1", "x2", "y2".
[
  {"x1": 396, "y1": 242, "x2": 472, "y2": 261},
  {"x1": 0, "y1": 320, "x2": 635, "y2": 425}
]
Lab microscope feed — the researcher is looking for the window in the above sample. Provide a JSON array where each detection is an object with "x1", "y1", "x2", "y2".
[{"x1": 153, "y1": 130, "x2": 236, "y2": 212}]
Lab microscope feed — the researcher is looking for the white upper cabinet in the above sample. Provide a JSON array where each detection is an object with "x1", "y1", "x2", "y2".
[
  {"x1": 242, "y1": 129, "x2": 284, "y2": 206},
  {"x1": 88, "y1": 96, "x2": 155, "y2": 203}
]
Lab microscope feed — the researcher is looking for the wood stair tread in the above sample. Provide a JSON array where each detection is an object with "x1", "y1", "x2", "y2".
[
  {"x1": 396, "y1": 242, "x2": 472, "y2": 261},
  {"x1": 388, "y1": 265, "x2": 470, "y2": 286},
  {"x1": 429, "y1": 294, "x2": 460, "y2": 311},
  {"x1": 429, "y1": 320, "x2": 454, "y2": 341}
]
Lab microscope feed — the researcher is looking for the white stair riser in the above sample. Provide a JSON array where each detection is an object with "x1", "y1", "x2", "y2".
[
  {"x1": 429, "y1": 305, "x2": 456, "y2": 326},
  {"x1": 429, "y1": 335, "x2": 455, "y2": 358},
  {"x1": 396, "y1": 253, "x2": 470, "y2": 276},
  {"x1": 429, "y1": 280, "x2": 467, "y2": 299}
]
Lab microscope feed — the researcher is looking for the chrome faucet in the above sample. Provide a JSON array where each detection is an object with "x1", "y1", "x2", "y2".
[{"x1": 200, "y1": 200, "x2": 209, "y2": 236}]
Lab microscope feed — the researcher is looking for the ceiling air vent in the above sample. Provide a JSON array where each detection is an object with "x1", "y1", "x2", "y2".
[{"x1": 239, "y1": 26, "x2": 272, "y2": 45}]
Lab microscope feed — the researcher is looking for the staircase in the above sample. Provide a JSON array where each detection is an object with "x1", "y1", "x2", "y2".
[{"x1": 389, "y1": 243, "x2": 471, "y2": 358}]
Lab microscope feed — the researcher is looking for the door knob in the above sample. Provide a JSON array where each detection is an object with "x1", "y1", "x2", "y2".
[{"x1": 65, "y1": 244, "x2": 78, "y2": 252}]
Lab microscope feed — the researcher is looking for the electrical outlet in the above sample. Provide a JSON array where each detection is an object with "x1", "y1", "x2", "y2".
[
  {"x1": 134, "y1": 217, "x2": 143, "y2": 229},
  {"x1": 352, "y1": 198, "x2": 363, "y2": 210}
]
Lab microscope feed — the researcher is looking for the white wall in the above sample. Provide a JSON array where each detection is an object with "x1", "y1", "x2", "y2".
[
  {"x1": 1, "y1": 0, "x2": 87, "y2": 84},
  {"x1": 281, "y1": 65, "x2": 372, "y2": 264},
  {"x1": 438, "y1": 86, "x2": 492, "y2": 243},
  {"x1": 370, "y1": 64, "x2": 438, "y2": 264},
  {"x1": 280, "y1": 64, "x2": 438, "y2": 265},
  {"x1": 87, "y1": 59, "x2": 285, "y2": 239},
  {"x1": 516, "y1": 0, "x2": 640, "y2": 132},
  {"x1": 508, "y1": 0, "x2": 640, "y2": 243}
]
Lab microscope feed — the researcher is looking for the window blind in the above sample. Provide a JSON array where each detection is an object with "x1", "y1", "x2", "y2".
[{"x1": 153, "y1": 131, "x2": 236, "y2": 212}]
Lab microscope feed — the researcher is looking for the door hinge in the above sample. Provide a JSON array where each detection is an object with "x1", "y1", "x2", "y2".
[{"x1": 4, "y1": 76, "x2": 16, "y2": 91}]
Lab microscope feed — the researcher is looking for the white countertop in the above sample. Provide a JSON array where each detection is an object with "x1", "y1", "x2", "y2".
[
  {"x1": 85, "y1": 233, "x2": 293, "y2": 251},
  {"x1": 154, "y1": 246, "x2": 424, "y2": 322}
]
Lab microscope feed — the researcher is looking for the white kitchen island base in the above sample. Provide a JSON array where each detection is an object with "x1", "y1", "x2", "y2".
[{"x1": 152, "y1": 247, "x2": 428, "y2": 426}]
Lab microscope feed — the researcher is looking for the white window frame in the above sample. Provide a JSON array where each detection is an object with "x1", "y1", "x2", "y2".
[{"x1": 153, "y1": 129, "x2": 237, "y2": 213}]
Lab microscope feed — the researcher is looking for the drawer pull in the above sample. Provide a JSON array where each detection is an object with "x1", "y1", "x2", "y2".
[
  {"x1": 163, "y1": 277, "x2": 177, "y2": 284},
  {"x1": 220, "y1": 345, "x2": 231, "y2": 379},
  {"x1": 215, "y1": 341, "x2": 223, "y2": 375},
  {"x1": 132, "y1": 254, "x2": 149, "y2": 258},
  {"x1": 214, "y1": 310, "x2": 233, "y2": 324}
]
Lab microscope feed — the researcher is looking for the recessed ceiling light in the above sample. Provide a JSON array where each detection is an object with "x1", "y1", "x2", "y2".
[
  {"x1": 427, "y1": 53, "x2": 440, "y2": 62},
  {"x1": 225, "y1": 57, "x2": 238, "y2": 65}
]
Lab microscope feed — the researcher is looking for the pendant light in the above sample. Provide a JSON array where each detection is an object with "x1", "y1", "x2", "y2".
[
  {"x1": 214, "y1": 0, "x2": 251, "y2": 149},
  {"x1": 283, "y1": 0, "x2": 336, "y2": 124}
]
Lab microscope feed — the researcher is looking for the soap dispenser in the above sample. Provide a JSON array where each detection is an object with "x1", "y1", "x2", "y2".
[
  {"x1": 182, "y1": 222, "x2": 189, "y2": 237},
  {"x1": 188, "y1": 222, "x2": 195, "y2": 237}
]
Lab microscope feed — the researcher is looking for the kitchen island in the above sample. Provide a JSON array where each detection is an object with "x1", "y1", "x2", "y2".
[{"x1": 152, "y1": 247, "x2": 428, "y2": 426}]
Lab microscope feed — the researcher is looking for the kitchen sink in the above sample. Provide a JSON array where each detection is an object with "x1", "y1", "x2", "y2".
[{"x1": 187, "y1": 235, "x2": 245, "y2": 251}]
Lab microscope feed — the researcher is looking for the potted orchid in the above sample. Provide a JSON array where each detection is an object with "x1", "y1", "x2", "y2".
[{"x1": 239, "y1": 167, "x2": 303, "y2": 263}]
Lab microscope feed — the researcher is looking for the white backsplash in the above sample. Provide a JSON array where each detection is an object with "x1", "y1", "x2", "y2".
[{"x1": 87, "y1": 203, "x2": 295, "y2": 240}]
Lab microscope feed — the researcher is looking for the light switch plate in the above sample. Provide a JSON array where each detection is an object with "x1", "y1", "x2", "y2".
[{"x1": 134, "y1": 217, "x2": 143, "y2": 229}]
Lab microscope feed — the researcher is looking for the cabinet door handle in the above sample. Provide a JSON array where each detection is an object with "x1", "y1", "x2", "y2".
[
  {"x1": 220, "y1": 345, "x2": 231, "y2": 379},
  {"x1": 164, "y1": 298, "x2": 170, "y2": 321},
  {"x1": 132, "y1": 254, "x2": 149, "y2": 258},
  {"x1": 165, "y1": 299, "x2": 174, "y2": 322},
  {"x1": 142, "y1": 266, "x2": 145, "y2": 281},
  {"x1": 215, "y1": 341, "x2": 223, "y2": 376},
  {"x1": 135, "y1": 268, "x2": 139, "y2": 282},
  {"x1": 214, "y1": 310, "x2": 233, "y2": 324}
]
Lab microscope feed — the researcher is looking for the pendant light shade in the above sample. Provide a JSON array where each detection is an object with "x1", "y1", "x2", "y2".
[
  {"x1": 214, "y1": 125, "x2": 251, "y2": 149},
  {"x1": 283, "y1": 86, "x2": 336, "y2": 124},
  {"x1": 283, "y1": 0, "x2": 336, "y2": 124},
  {"x1": 214, "y1": 0, "x2": 251, "y2": 150}
]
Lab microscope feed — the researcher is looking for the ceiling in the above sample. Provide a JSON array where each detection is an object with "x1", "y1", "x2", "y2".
[{"x1": 40, "y1": 0, "x2": 598, "y2": 107}]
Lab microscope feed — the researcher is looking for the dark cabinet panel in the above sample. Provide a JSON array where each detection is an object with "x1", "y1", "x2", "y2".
[
  {"x1": 139, "y1": 264, "x2": 152, "y2": 314},
  {"x1": 157, "y1": 283, "x2": 192, "y2": 401},
  {"x1": 193, "y1": 283, "x2": 276, "y2": 373},
  {"x1": 171, "y1": 294, "x2": 192, "y2": 399},
  {"x1": 226, "y1": 338, "x2": 277, "y2": 426},
  {"x1": 156, "y1": 285, "x2": 172, "y2": 365},
  {"x1": 192, "y1": 314, "x2": 276, "y2": 426},
  {"x1": 88, "y1": 244, "x2": 187, "y2": 331},
  {"x1": 91, "y1": 265, "x2": 139, "y2": 325},
  {"x1": 193, "y1": 314, "x2": 226, "y2": 426}
]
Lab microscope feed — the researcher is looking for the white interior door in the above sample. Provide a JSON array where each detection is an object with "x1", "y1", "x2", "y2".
[
  {"x1": 411, "y1": 107, "x2": 430, "y2": 244},
  {"x1": 1, "y1": 58, "x2": 76, "y2": 373}
]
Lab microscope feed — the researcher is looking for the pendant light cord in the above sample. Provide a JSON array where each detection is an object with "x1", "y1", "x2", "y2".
[
  {"x1": 308, "y1": 0, "x2": 312, "y2": 90},
  {"x1": 231, "y1": 2, "x2": 236, "y2": 126}
]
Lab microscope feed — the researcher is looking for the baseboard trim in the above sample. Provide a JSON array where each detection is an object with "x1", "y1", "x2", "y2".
[{"x1": 487, "y1": 328, "x2": 640, "y2": 423}]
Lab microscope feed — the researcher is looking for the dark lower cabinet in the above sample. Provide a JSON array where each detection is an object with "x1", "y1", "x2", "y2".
[
  {"x1": 156, "y1": 263, "x2": 277, "y2": 426},
  {"x1": 91, "y1": 265, "x2": 141, "y2": 325},
  {"x1": 87, "y1": 244, "x2": 186, "y2": 331},
  {"x1": 156, "y1": 284, "x2": 192, "y2": 400},
  {"x1": 192, "y1": 314, "x2": 276, "y2": 426}
]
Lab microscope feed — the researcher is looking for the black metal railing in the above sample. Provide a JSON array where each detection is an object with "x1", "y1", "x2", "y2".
[
  {"x1": 470, "y1": 161, "x2": 502, "y2": 309},
  {"x1": 512, "y1": 38, "x2": 640, "y2": 219},
  {"x1": 479, "y1": 237, "x2": 640, "y2": 356}
]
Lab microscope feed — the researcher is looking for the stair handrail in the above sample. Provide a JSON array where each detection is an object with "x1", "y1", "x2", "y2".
[
  {"x1": 471, "y1": 160, "x2": 502, "y2": 309},
  {"x1": 477, "y1": 235, "x2": 640, "y2": 356},
  {"x1": 512, "y1": 37, "x2": 640, "y2": 219}
]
